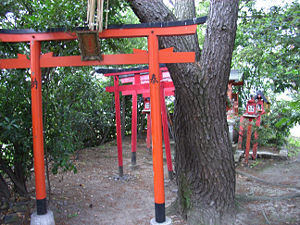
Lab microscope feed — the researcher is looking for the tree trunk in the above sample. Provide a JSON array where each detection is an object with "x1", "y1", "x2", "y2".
[
  {"x1": 13, "y1": 143, "x2": 28, "y2": 196},
  {"x1": 0, "y1": 173, "x2": 10, "y2": 200},
  {"x1": 0, "y1": 157, "x2": 28, "y2": 197},
  {"x1": 129, "y1": 1, "x2": 238, "y2": 224}
]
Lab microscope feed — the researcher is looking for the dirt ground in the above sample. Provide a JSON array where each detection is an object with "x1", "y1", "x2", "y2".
[{"x1": 2, "y1": 136, "x2": 300, "y2": 225}]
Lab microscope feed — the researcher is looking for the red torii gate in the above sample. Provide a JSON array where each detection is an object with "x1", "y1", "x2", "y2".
[
  {"x1": 0, "y1": 18, "x2": 204, "y2": 223},
  {"x1": 103, "y1": 66, "x2": 175, "y2": 179}
]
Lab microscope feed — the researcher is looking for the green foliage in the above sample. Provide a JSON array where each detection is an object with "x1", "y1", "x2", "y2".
[
  {"x1": 234, "y1": 2, "x2": 299, "y2": 95},
  {"x1": 42, "y1": 67, "x2": 117, "y2": 174},
  {"x1": 276, "y1": 93, "x2": 300, "y2": 127},
  {"x1": 232, "y1": 1, "x2": 299, "y2": 146},
  {"x1": 287, "y1": 137, "x2": 300, "y2": 157},
  {"x1": 249, "y1": 159, "x2": 262, "y2": 168},
  {"x1": 0, "y1": 69, "x2": 33, "y2": 194},
  {"x1": 179, "y1": 175, "x2": 192, "y2": 211},
  {"x1": 195, "y1": 0, "x2": 209, "y2": 47},
  {"x1": 257, "y1": 101, "x2": 293, "y2": 147}
]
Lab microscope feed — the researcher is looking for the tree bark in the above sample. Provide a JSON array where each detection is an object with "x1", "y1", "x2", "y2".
[
  {"x1": 0, "y1": 173, "x2": 10, "y2": 200},
  {"x1": 129, "y1": 0, "x2": 238, "y2": 224},
  {"x1": 0, "y1": 157, "x2": 28, "y2": 197}
]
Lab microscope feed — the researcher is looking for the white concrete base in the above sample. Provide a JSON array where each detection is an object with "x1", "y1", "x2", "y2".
[
  {"x1": 30, "y1": 210, "x2": 55, "y2": 225},
  {"x1": 150, "y1": 217, "x2": 172, "y2": 225}
]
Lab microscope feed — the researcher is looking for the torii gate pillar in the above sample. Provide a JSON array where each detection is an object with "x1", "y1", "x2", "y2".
[
  {"x1": 148, "y1": 33, "x2": 169, "y2": 224},
  {"x1": 30, "y1": 40, "x2": 55, "y2": 224}
]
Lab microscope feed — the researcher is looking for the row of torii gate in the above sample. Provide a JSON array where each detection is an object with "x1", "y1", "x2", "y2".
[
  {"x1": 98, "y1": 65, "x2": 175, "y2": 179},
  {"x1": 0, "y1": 17, "x2": 206, "y2": 224}
]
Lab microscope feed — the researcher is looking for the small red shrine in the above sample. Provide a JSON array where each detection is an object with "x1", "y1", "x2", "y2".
[{"x1": 238, "y1": 91, "x2": 270, "y2": 163}]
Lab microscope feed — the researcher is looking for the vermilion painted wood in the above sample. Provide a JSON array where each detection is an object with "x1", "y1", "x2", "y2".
[
  {"x1": 244, "y1": 119, "x2": 253, "y2": 164},
  {"x1": 112, "y1": 75, "x2": 174, "y2": 175},
  {"x1": 160, "y1": 87, "x2": 173, "y2": 174},
  {"x1": 0, "y1": 54, "x2": 30, "y2": 69},
  {"x1": 120, "y1": 73, "x2": 171, "y2": 85},
  {"x1": 122, "y1": 88, "x2": 174, "y2": 96},
  {"x1": 107, "y1": 77, "x2": 174, "y2": 172},
  {"x1": 131, "y1": 92, "x2": 137, "y2": 163},
  {"x1": 139, "y1": 88, "x2": 174, "y2": 98},
  {"x1": 252, "y1": 115, "x2": 261, "y2": 160},
  {"x1": 114, "y1": 76, "x2": 123, "y2": 175},
  {"x1": 104, "y1": 66, "x2": 168, "y2": 77},
  {"x1": 40, "y1": 53, "x2": 148, "y2": 67},
  {"x1": 30, "y1": 41, "x2": 47, "y2": 200},
  {"x1": 0, "y1": 51, "x2": 195, "y2": 69},
  {"x1": 131, "y1": 74, "x2": 140, "y2": 164},
  {"x1": 148, "y1": 33, "x2": 165, "y2": 206},
  {"x1": 105, "y1": 82, "x2": 174, "y2": 93},
  {"x1": 0, "y1": 25, "x2": 197, "y2": 42}
]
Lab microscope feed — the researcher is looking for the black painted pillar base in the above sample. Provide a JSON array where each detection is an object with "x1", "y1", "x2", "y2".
[
  {"x1": 155, "y1": 203, "x2": 165, "y2": 223},
  {"x1": 119, "y1": 166, "x2": 123, "y2": 177},
  {"x1": 37, "y1": 198, "x2": 47, "y2": 215},
  {"x1": 131, "y1": 152, "x2": 136, "y2": 166}
]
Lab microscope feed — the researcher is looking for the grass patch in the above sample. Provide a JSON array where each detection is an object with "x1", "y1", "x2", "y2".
[{"x1": 250, "y1": 159, "x2": 263, "y2": 168}]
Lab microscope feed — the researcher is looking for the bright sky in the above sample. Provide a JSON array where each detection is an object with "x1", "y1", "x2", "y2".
[
  {"x1": 164, "y1": 0, "x2": 293, "y2": 10},
  {"x1": 255, "y1": 0, "x2": 292, "y2": 9}
]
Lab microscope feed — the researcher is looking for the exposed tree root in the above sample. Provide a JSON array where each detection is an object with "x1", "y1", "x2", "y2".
[
  {"x1": 236, "y1": 169, "x2": 300, "y2": 202},
  {"x1": 166, "y1": 198, "x2": 180, "y2": 216},
  {"x1": 236, "y1": 169, "x2": 300, "y2": 190},
  {"x1": 236, "y1": 192, "x2": 300, "y2": 202}
]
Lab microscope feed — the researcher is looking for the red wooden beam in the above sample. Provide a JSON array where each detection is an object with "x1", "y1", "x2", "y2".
[
  {"x1": 105, "y1": 82, "x2": 174, "y2": 93},
  {"x1": 0, "y1": 25, "x2": 197, "y2": 42},
  {"x1": 0, "y1": 51, "x2": 195, "y2": 69},
  {"x1": 121, "y1": 87, "x2": 174, "y2": 96}
]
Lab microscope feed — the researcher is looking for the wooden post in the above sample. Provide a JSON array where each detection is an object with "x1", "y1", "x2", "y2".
[
  {"x1": 30, "y1": 40, "x2": 47, "y2": 215},
  {"x1": 252, "y1": 116, "x2": 261, "y2": 160},
  {"x1": 148, "y1": 32, "x2": 165, "y2": 223},
  {"x1": 114, "y1": 76, "x2": 123, "y2": 177},
  {"x1": 131, "y1": 91, "x2": 137, "y2": 166},
  {"x1": 244, "y1": 119, "x2": 253, "y2": 164},
  {"x1": 160, "y1": 86, "x2": 174, "y2": 180}
]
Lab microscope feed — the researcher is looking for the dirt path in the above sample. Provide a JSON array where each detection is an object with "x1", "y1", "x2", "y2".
[
  {"x1": 235, "y1": 153, "x2": 300, "y2": 225},
  {"x1": 48, "y1": 138, "x2": 300, "y2": 225},
  {"x1": 2, "y1": 137, "x2": 299, "y2": 224},
  {"x1": 49, "y1": 138, "x2": 185, "y2": 225}
]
